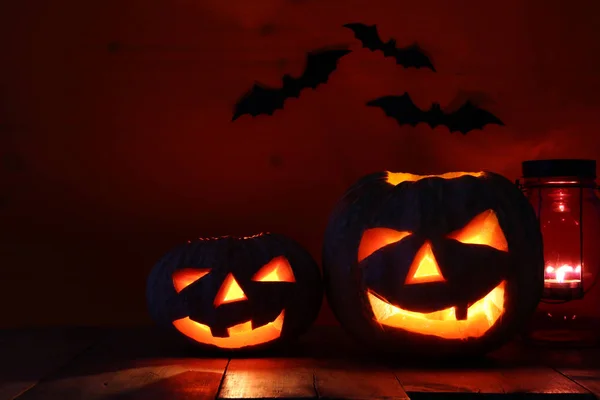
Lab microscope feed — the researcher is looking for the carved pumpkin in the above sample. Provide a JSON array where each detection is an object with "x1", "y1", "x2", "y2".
[
  {"x1": 323, "y1": 171, "x2": 544, "y2": 356},
  {"x1": 147, "y1": 233, "x2": 323, "y2": 351}
]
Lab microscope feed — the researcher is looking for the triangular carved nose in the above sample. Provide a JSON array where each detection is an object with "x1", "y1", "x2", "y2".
[
  {"x1": 214, "y1": 273, "x2": 247, "y2": 307},
  {"x1": 405, "y1": 241, "x2": 446, "y2": 285}
]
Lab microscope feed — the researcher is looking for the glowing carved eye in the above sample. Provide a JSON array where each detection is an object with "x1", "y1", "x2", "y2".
[
  {"x1": 172, "y1": 268, "x2": 210, "y2": 293},
  {"x1": 358, "y1": 228, "x2": 412, "y2": 262},
  {"x1": 447, "y1": 209, "x2": 508, "y2": 252},
  {"x1": 252, "y1": 256, "x2": 296, "y2": 282},
  {"x1": 214, "y1": 273, "x2": 248, "y2": 307}
]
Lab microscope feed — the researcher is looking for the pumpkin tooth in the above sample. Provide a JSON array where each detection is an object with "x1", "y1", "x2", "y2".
[
  {"x1": 455, "y1": 304, "x2": 469, "y2": 320},
  {"x1": 210, "y1": 326, "x2": 230, "y2": 338}
]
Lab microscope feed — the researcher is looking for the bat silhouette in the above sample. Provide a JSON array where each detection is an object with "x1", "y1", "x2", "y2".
[
  {"x1": 367, "y1": 93, "x2": 504, "y2": 134},
  {"x1": 343, "y1": 23, "x2": 435, "y2": 71},
  {"x1": 232, "y1": 48, "x2": 351, "y2": 121}
]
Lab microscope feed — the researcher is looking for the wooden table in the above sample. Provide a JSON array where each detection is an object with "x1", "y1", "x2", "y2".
[{"x1": 1, "y1": 326, "x2": 600, "y2": 399}]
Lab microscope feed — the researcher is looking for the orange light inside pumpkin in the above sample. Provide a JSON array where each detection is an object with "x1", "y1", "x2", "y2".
[
  {"x1": 172, "y1": 310, "x2": 285, "y2": 349},
  {"x1": 405, "y1": 241, "x2": 445, "y2": 285},
  {"x1": 358, "y1": 228, "x2": 412, "y2": 262},
  {"x1": 368, "y1": 281, "x2": 505, "y2": 339},
  {"x1": 448, "y1": 209, "x2": 508, "y2": 252},
  {"x1": 172, "y1": 268, "x2": 211, "y2": 293},
  {"x1": 363, "y1": 208, "x2": 509, "y2": 339},
  {"x1": 252, "y1": 256, "x2": 296, "y2": 282},
  {"x1": 214, "y1": 273, "x2": 248, "y2": 307},
  {"x1": 171, "y1": 257, "x2": 297, "y2": 349},
  {"x1": 386, "y1": 171, "x2": 485, "y2": 186}
]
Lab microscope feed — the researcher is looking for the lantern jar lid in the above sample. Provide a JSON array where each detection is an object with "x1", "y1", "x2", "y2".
[{"x1": 522, "y1": 159, "x2": 596, "y2": 180}]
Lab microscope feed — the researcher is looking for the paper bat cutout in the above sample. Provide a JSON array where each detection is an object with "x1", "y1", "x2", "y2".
[
  {"x1": 232, "y1": 48, "x2": 351, "y2": 121},
  {"x1": 367, "y1": 93, "x2": 504, "y2": 134},
  {"x1": 343, "y1": 23, "x2": 435, "y2": 71}
]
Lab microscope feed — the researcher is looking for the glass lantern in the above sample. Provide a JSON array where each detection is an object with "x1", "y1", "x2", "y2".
[{"x1": 517, "y1": 159, "x2": 600, "y2": 347}]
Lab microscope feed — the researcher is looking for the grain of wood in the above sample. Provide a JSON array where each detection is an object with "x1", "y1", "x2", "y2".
[
  {"x1": 396, "y1": 369, "x2": 505, "y2": 394},
  {"x1": 0, "y1": 328, "x2": 100, "y2": 400},
  {"x1": 5, "y1": 327, "x2": 600, "y2": 400},
  {"x1": 105, "y1": 358, "x2": 228, "y2": 400},
  {"x1": 314, "y1": 359, "x2": 408, "y2": 400},
  {"x1": 397, "y1": 366, "x2": 596, "y2": 397},
  {"x1": 13, "y1": 328, "x2": 228, "y2": 400},
  {"x1": 16, "y1": 358, "x2": 228, "y2": 400},
  {"x1": 555, "y1": 369, "x2": 600, "y2": 399},
  {"x1": 498, "y1": 367, "x2": 594, "y2": 395},
  {"x1": 218, "y1": 358, "x2": 316, "y2": 399}
]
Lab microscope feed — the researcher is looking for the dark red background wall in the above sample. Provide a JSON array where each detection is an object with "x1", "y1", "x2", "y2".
[{"x1": 1, "y1": 0, "x2": 600, "y2": 327}]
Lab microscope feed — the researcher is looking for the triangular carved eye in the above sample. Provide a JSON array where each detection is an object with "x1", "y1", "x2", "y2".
[
  {"x1": 448, "y1": 209, "x2": 508, "y2": 252},
  {"x1": 358, "y1": 228, "x2": 412, "y2": 262},
  {"x1": 252, "y1": 256, "x2": 296, "y2": 282},
  {"x1": 172, "y1": 268, "x2": 210, "y2": 293}
]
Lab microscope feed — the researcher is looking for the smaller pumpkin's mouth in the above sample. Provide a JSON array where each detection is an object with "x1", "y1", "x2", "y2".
[
  {"x1": 367, "y1": 281, "x2": 506, "y2": 339},
  {"x1": 172, "y1": 310, "x2": 285, "y2": 349}
]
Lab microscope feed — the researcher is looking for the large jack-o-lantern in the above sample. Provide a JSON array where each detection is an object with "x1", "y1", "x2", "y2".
[
  {"x1": 323, "y1": 171, "x2": 544, "y2": 356},
  {"x1": 147, "y1": 233, "x2": 323, "y2": 351}
]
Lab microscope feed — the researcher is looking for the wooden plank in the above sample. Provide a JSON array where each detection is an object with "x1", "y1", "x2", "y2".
[
  {"x1": 102, "y1": 358, "x2": 228, "y2": 400},
  {"x1": 498, "y1": 367, "x2": 594, "y2": 396},
  {"x1": 0, "y1": 327, "x2": 101, "y2": 400},
  {"x1": 218, "y1": 358, "x2": 315, "y2": 399},
  {"x1": 396, "y1": 369, "x2": 505, "y2": 394},
  {"x1": 546, "y1": 346, "x2": 600, "y2": 398},
  {"x1": 16, "y1": 358, "x2": 228, "y2": 400},
  {"x1": 556, "y1": 369, "x2": 600, "y2": 399},
  {"x1": 314, "y1": 359, "x2": 408, "y2": 400},
  {"x1": 219, "y1": 357, "x2": 408, "y2": 400},
  {"x1": 396, "y1": 366, "x2": 595, "y2": 398},
  {"x1": 6, "y1": 325, "x2": 599, "y2": 400},
  {"x1": 14, "y1": 327, "x2": 228, "y2": 400}
]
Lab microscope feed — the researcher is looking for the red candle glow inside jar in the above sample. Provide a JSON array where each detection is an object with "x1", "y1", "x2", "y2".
[
  {"x1": 519, "y1": 159, "x2": 600, "y2": 347},
  {"x1": 544, "y1": 264, "x2": 582, "y2": 284}
]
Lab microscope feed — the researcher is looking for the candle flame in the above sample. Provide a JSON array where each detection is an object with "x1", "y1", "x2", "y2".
[{"x1": 544, "y1": 263, "x2": 582, "y2": 284}]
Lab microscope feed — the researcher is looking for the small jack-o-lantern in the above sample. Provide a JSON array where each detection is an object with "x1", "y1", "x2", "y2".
[
  {"x1": 323, "y1": 171, "x2": 544, "y2": 356},
  {"x1": 147, "y1": 233, "x2": 323, "y2": 351}
]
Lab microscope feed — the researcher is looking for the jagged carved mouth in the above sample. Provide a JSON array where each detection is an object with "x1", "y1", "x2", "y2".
[
  {"x1": 367, "y1": 281, "x2": 506, "y2": 339},
  {"x1": 172, "y1": 310, "x2": 285, "y2": 349}
]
